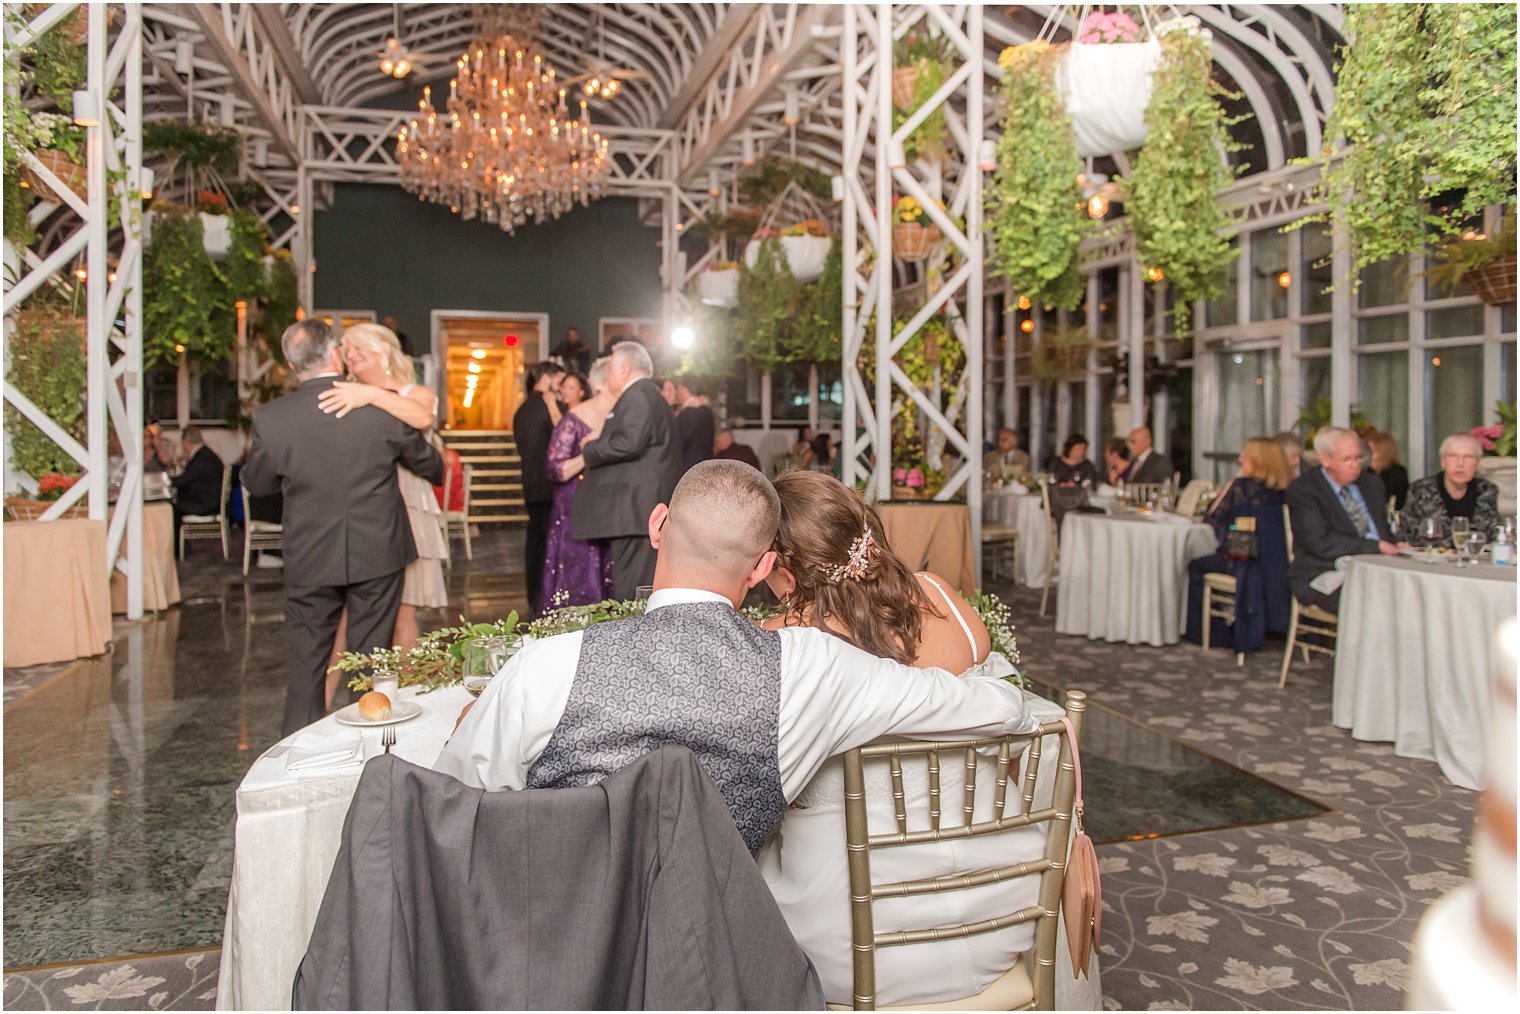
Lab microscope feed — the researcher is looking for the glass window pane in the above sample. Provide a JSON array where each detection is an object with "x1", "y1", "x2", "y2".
[
  {"x1": 1502, "y1": 342, "x2": 1516, "y2": 407},
  {"x1": 1358, "y1": 313, "x2": 1409, "y2": 345},
  {"x1": 1069, "y1": 380, "x2": 1087, "y2": 442},
  {"x1": 1502, "y1": 302, "x2": 1516, "y2": 334},
  {"x1": 1359, "y1": 257, "x2": 1406, "y2": 308},
  {"x1": 1250, "y1": 229, "x2": 1290, "y2": 321},
  {"x1": 1357, "y1": 351, "x2": 1409, "y2": 461},
  {"x1": 1095, "y1": 267, "x2": 1120, "y2": 343},
  {"x1": 1302, "y1": 355, "x2": 1331, "y2": 409},
  {"x1": 817, "y1": 364, "x2": 842, "y2": 421},
  {"x1": 1205, "y1": 244, "x2": 1238, "y2": 328},
  {"x1": 1302, "y1": 321, "x2": 1332, "y2": 349},
  {"x1": 1424, "y1": 345, "x2": 1485, "y2": 466},
  {"x1": 770, "y1": 364, "x2": 811, "y2": 421},
  {"x1": 1215, "y1": 349, "x2": 1279, "y2": 460},
  {"x1": 1301, "y1": 223, "x2": 1334, "y2": 316},
  {"x1": 1426, "y1": 305, "x2": 1486, "y2": 340}
]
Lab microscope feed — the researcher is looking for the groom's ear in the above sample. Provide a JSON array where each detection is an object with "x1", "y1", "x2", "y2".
[
  {"x1": 647, "y1": 504, "x2": 670, "y2": 550},
  {"x1": 745, "y1": 550, "x2": 777, "y2": 591}
]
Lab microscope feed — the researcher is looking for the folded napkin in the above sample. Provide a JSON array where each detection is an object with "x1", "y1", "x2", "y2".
[
  {"x1": 1308, "y1": 555, "x2": 1352, "y2": 595},
  {"x1": 285, "y1": 728, "x2": 364, "y2": 777},
  {"x1": 1147, "y1": 511, "x2": 1193, "y2": 525}
]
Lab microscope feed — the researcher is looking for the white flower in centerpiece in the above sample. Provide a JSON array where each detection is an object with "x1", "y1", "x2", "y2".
[{"x1": 62, "y1": 966, "x2": 167, "y2": 1003}]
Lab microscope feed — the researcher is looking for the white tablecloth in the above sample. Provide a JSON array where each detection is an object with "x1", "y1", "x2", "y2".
[
  {"x1": 1332, "y1": 556, "x2": 1516, "y2": 790},
  {"x1": 216, "y1": 685, "x2": 471, "y2": 1011},
  {"x1": 984, "y1": 490, "x2": 1119, "y2": 589},
  {"x1": 1055, "y1": 512, "x2": 1216, "y2": 646}
]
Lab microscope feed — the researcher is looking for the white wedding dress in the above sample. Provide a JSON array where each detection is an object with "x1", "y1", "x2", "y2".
[{"x1": 757, "y1": 576, "x2": 1090, "y2": 1008}]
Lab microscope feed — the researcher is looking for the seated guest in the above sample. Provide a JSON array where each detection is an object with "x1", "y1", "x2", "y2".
[
  {"x1": 435, "y1": 460, "x2": 1038, "y2": 857},
  {"x1": 1103, "y1": 436, "x2": 1130, "y2": 486},
  {"x1": 673, "y1": 373, "x2": 715, "y2": 476},
  {"x1": 1398, "y1": 433, "x2": 1500, "y2": 546},
  {"x1": 1184, "y1": 438, "x2": 1292, "y2": 651},
  {"x1": 1368, "y1": 430, "x2": 1409, "y2": 512},
  {"x1": 1275, "y1": 431, "x2": 1305, "y2": 477},
  {"x1": 1049, "y1": 433, "x2": 1099, "y2": 487},
  {"x1": 1124, "y1": 426, "x2": 1173, "y2": 484},
  {"x1": 714, "y1": 428, "x2": 762, "y2": 470},
  {"x1": 144, "y1": 423, "x2": 171, "y2": 474},
  {"x1": 757, "y1": 470, "x2": 1065, "y2": 1007},
  {"x1": 1285, "y1": 427, "x2": 1399, "y2": 612},
  {"x1": 981, "y1": 427, "x2": 1030, "y2": 481},
  {"x1": 787, "y1": 426, "x2": 814, "y2": 471},
  {"x1": 171, "y1": 426, "x2": 224, "y2": 530}
]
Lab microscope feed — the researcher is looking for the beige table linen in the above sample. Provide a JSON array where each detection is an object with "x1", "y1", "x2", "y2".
[
  {"x1": 876, "y1": 501, "x2": 976, "y2": 593},
  {"x1": 3, "y1": 517, "x2": 111, "y2": 667},
  {"x1": 1055, "y1": 512, "x2": 1216, "y2": 646},
  {"x1": 111, "y1": 501, "x2": 182, "y2": 613},
  {"x1": 216, "y1": 684, "x2": 472, "y2": 1011},
  {"x1": 1332, "y1": 555, "x2": 1516, "y2": 790}
]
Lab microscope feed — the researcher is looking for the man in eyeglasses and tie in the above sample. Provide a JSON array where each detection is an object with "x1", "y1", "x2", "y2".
[{"x1": 1284, "y1": 427, "x2": 1402, "y2": 612}]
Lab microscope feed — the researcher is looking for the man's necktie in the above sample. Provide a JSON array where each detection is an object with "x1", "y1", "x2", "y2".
[{"x1": 1339, "y1": 485, "x2": 1375, "y2": 539}]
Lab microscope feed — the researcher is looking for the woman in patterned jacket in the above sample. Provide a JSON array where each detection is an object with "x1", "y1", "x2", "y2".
[{"x1": 1397, "y1": 433, "x2": 1501, "y2": 546}]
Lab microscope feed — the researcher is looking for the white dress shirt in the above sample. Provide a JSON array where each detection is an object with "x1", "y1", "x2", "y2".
[{"x1": 433, "y1": 587, "x2": 1040, "y2": 798}]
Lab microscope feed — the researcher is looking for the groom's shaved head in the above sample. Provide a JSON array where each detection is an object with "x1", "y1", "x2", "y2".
[{"x1": 662, "y1": 460, "x2": 780, "y2": 581}]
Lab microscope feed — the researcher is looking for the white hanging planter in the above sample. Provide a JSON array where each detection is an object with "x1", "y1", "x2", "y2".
[
  {"x1": 696, "y1": 267, "x2": 740, "y2": 308},
  {"x1": 1057, "y1": 41, "x2": 1161, "y2": 157},
  {"x1": 745, "y1": 234, "x2": 831, "y2": 283},
  {"x1": 200, "y1": 211, "x2": 232, "y2": 259}
]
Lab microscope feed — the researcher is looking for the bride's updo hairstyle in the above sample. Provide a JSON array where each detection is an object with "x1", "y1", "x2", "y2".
[
  {"x1": 772, "y1": 471, "x2": 938, "y2": 665},
  {"x1": 341, "y1": 322, "x2": 415, "y2": 385}
]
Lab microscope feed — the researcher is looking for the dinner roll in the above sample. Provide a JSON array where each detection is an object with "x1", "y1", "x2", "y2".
[{"x1": 357, "y1": 691, "x2": 392, "y2": 722}]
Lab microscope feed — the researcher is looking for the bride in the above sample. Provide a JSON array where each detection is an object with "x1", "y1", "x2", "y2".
[{"x1": 757, "y1": 471, "x2": 1068, "y2": 1007}]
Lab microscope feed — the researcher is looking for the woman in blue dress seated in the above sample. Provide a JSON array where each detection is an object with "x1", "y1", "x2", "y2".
[{"x1": 1184, "y1": 437, "x2": 1293, "y2": 653}]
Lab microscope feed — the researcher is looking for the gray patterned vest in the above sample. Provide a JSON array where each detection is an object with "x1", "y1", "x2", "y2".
[{"x1": 525, "y1": 602, "x2": 786, "y2": 853}]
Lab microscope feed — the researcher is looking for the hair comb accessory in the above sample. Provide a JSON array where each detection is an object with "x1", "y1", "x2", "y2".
[{"x1": 826, "y1": 525, "x2": 875, "y2": 583}]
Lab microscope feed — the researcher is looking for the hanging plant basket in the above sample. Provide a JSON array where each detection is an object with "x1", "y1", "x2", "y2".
[
  {"x1": 20, "y1": 149, "x2": 86, "y2": 204},
  {"x1": 1057, "y1": 41, "x2": 1161, "y2": 157},
  {"x1": 1463, "y1": 257, "x2": 1518, "y2": 306},
  {"x1": 697, "y1": 267, "x2": 740, "y2": 308},
  {"x1": 892, "y1": 66, "x2": 920, "y2": 109},
  {"x1": 892, "y1": 221, "x2": 942, "y2": 261},
  {"x1": 745, "y1": 233, "x2": 831, "y2": 283},
  {"x1": 199, "y1": 211, "x2": 232, "y2": 259}
]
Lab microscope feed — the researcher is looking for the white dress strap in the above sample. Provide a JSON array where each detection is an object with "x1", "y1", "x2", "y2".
[{"x1": 916, "y1": 572, "x2": 978, "y2": 660}]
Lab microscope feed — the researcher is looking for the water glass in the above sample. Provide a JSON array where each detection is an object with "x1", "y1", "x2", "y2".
[
  {"x1": 371, "y1": 667, "x2": 399, "y2": 706},
  {"x1": 1464, "y1": 531, "x2": 1488, "y2": 567},
  {"x1": 634, "y1": 585, "x2": 654, "y2": 611},
  {"x1": 463, "y1": 635, "x2": 517, "y2": 697}
]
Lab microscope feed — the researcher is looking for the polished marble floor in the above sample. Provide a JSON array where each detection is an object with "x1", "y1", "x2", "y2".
[{"x1": 4, "y1": 531, "x2": 1319, "y2": 970}]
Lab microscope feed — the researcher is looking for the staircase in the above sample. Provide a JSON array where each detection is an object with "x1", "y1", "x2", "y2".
[{"x1": 441, "y1": 430, "x2": 526, "y2": 524}]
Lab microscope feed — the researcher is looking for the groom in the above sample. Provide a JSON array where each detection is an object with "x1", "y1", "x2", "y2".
[
  {"x1": 436, "y1": 460, "x2": 1039, "y2": 853},
  {"x1": 243, "y1": 319, "x2": 444, "y2": 735}
]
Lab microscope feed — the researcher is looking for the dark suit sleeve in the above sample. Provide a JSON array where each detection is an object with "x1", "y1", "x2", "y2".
[
  {"x1": 171, "y1": 449, "x2": 217, "y2": 495},
  {"x1": 1287, "y1": 476, "x2": 1380, "y2": 564},
  {"x1": 396, "y1": 423, "x2": 444, "y2": 485},
  {"x1": 584, "y1": 387, "x2": 659, "y2": 469},
  {"x1": 1359, "y1": 472, "x2": 1393, "y2": 541},
  {"x1": 241, "y1": 418, "x2": 279, "y2": 496}
]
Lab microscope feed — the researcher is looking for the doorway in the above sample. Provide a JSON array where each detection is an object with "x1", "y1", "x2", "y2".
[{"x1": 431, "y1": 311, "x2": 547, "y2": 430}]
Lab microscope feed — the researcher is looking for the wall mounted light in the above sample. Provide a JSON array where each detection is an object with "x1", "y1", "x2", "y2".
[
  {"x1": 71, "y1": 91, "x2": 100, "y2": 127},
  {"x1": 138, "y1": 167, "x2": 155, "y2": 200},
  {"x1": 978, "y1": 139, "x2": 997, "y2": 172},
  {"x1": 1277, "y1": 271, "x2": 1292, "y2": 288},
  {"x1": 1145, "y1": 266, "x2": 1165, "y2": 283},
  {"x1": 1020, "y1": 319, "x2": 1034, "y2": 333},
  {"x1": 707, "y1": 170, "x2": 720, "y2": 197},
  {"x1": 471, "y1": 348, "x2": 487, "y2": 359},
  {"x1": 741, "y1": 135, "x2": 755, "y2": 166},
  {"x1": 174, "y1": 39, "x2": 193, "y2": 76},
  {"x1": 671, "y1": 325, "x2": 695, "y2": 350},
  {"x1": 831, "y1": 174, "x2": 844, "y2": 201},
  {"x1": 1086, "y1": 193, "x2": 1109, "y2": 218},
  {"x1": 783, "y1": 90, "x2": 799, "y2": 126}
]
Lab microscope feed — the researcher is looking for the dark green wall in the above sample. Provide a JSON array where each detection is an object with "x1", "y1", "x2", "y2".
[{"x1": 313, "y1": 184, "x2": 663, "y2": 356}]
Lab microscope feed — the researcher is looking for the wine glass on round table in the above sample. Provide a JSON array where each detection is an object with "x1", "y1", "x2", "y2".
[
  {"x1": 1450, "y1": 518, "x2": 1471, "y2": 567},
  {"x1": 1419, "y1": 517, "x2": 1445, "y2": 558}
]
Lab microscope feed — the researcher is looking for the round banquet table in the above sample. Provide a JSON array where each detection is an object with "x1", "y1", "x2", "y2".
[
  {"x1": 1332, "y1": 555, "x2": 1517, "y2": 790},
  {"x1": 983, "y1": 489, "x2": 1050, "y2": 588},
  {"x1": 1055, "y1": 512, "x2": 1216, "y2": 647},
  {"x1": 216, "y1": 684, "x2": 472, "y2": 1011}
]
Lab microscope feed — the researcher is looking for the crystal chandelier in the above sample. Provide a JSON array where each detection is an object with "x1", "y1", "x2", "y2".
[{"x1": 396, "y1": 23, "x2": 610, "y2": 233}]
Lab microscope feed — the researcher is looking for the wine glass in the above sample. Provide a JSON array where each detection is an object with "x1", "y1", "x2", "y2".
[
  {"x1": 1450, "y1": 518, "x2": 1471, "y2": 566},
  {"x1": 1419, "y1": 517, "x2": 1445, "y2": 553},
  {"x1": 1463, "y1": 530, "x2": 1488, "y2": 567}
]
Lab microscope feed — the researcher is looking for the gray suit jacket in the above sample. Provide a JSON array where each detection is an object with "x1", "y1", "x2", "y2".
[
  {"x1": 293, "y1": 748, "x2": 824, "y2": 1011},
  {"x1": 1285, "y1": 467, "x2": 1392, "y2": 603},
  {"x1": 242, "y1": 377, "x2": 443, "y2": 588},
  {"x1": 571, "y1": 376, "x2": 682, "y2": 541}
]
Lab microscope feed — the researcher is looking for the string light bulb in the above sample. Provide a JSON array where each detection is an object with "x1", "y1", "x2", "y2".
[
  {"x1": 1277, "y1": 271, "x2": 1292, "y2": 288},
  {"x1": 1086, "y1": 193, "x2": 1109, "y2": 218},
  {"x1": 1146, "y1": 266, "x2": 1165, "y2": 283}
]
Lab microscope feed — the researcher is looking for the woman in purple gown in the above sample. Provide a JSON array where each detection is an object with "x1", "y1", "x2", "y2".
[{"x1": 542, "y1": 363, "x2": 616, "y2": 608}]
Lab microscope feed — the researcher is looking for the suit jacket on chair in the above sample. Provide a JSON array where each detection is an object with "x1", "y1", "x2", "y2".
[
  {"x1": 292, "y1": 748, "x2": 824, "y2": 1011},
  {"x1": 1125, "y1": 449, "x2": 1173, "y2": 485},
  {"x1": 571, "y1": 376, "x2": 682, "y2": 541},
  {"x1": 1284, "y1": 467, "x2": 1392, "y2": 603},
  {"x1": 241, "y1": 376, "x2": 443, "y2": 588}
]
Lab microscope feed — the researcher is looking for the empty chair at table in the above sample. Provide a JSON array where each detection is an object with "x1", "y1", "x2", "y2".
[
  {"x1": 1184, "y1": 437, "x2": 1292, "y2": 653},
  {"x1": 294, "y1": 748, "x2": 823, "y2": 1011}
]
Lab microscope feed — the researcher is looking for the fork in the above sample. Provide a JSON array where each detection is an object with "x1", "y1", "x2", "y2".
[{"x1": 382, "y1": 725, "x2": 396, "y2": 755}]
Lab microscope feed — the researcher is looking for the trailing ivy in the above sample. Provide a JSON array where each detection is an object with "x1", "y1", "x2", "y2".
[
  {"x1": 788, "y1": 238, "x2": 842, "y2": 364},
  {"x1": 1125, "y1": 24, "x2": 1242, "y2": 338},
  {"x1": 735, "y1": 237, "x2": 799, "y2": 372},
  {"x1": 4, "y1": 306, "x2": 86, "y2": 478},
  {"x1": 258, "y1": 250, "x2": 298, "y2": 357},
  {"x1": 143, "y1": 209, "x2": 233, "y2": 368},
  {"x1": 895, "y1": 58, "x2": 948, "y2": 164},
  {"x1": 222, "y1": 210, "x2": 267, "y2": 300},
  {"x1": 1308, "y1": 4, "x2": 1518, "y2": 276},
  {"x1": 986, "y1": 42, "x2": 1090, "y2": 312}
]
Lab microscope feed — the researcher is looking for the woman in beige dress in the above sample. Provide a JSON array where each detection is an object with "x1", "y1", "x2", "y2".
[{"x1": 316, "y1": 323, "x2": 447, "y2": 702}]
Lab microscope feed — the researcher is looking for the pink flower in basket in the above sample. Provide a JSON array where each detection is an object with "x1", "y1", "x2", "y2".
[
  {"x1": 1472, "y1": 424, "x2": 1503, "y2": 452},
  {"x1": 892, "y1": 467, "x2": 908, "y2": 484},
  {"x1": 1079, "y1": 11, "x2": 1140, "y2": 44},
  {"x1": 906, "y1": 468, "x2": 925, "y2": 489}
]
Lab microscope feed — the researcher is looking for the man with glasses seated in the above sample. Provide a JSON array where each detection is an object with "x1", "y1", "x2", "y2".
[
  {"x1": 436, "y1": 459, "x2": 1040, "y2": 855},
  {"x1": 1397, "y1": 433, "x2": 1500, "y2": 548}
]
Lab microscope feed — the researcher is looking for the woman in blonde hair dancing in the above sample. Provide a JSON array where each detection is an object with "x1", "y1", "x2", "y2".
[{"x1": 316, "y1": 323, "x2": 448, "y2": 701}]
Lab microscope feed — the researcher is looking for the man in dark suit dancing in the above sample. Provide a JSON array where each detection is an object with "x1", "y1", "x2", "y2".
[
  {"x1": 1284, "y1": 426, "x2": 1401, "y2": 612},
  {"x1": 567, "y1": 341, "x2": 682, "y2": 598},
  {"x1": 513, "y1": 361, "x2": 565, "y2": 618},
  {"x1": 243, "y1": 320, "x2": 444, "y2": 735}
]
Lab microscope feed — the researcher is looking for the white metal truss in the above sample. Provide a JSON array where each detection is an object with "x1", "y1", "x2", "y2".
[
  {"x1": 3, "y1": 3, "x2": 148, "y2": 617},
  {"x1": 841, "y1": 3, "x2": 985, "y2": 568}
]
